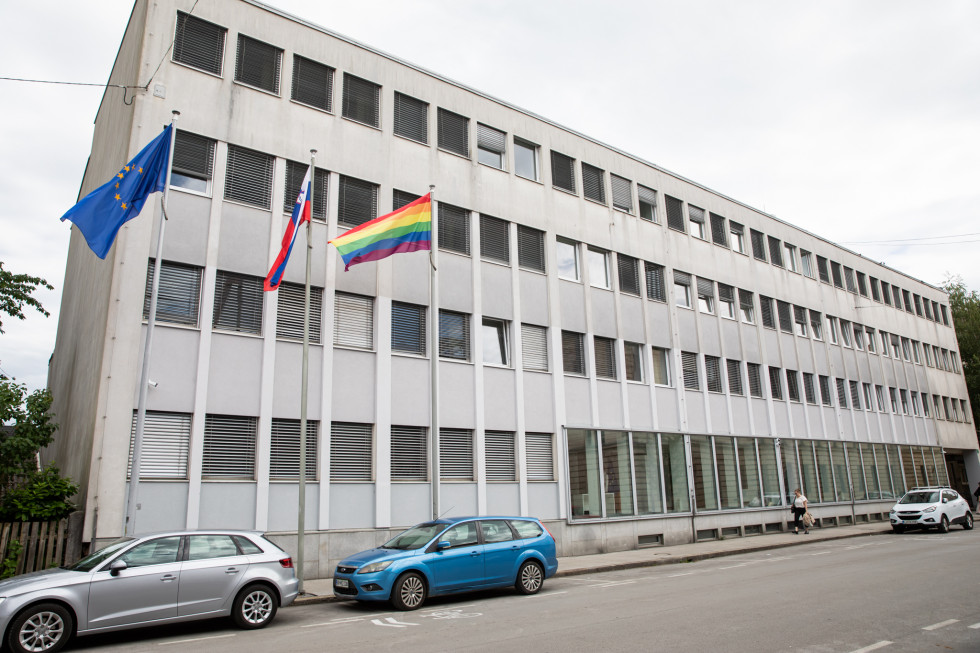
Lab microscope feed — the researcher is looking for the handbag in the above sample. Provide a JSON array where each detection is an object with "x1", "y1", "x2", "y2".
[{"x1": 802, "y1": 511, "x2": 814, "y2": 527}]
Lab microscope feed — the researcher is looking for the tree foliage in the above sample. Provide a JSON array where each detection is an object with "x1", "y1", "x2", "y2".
[
  {"x1": 941, "y1": 276, "x2": 980, "y2": 426},
  {"x1": 0, "y1": 260, "x2": 53, "y2": 334},
  {"x1": 0, "y1": 465, "x2": 78, "y2": 522},
  {"x1": 0, "y1": 381, "x2": 57, "y2": 487}
]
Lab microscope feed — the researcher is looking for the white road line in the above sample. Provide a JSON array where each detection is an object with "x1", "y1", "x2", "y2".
[
  {"x1": 922, "y1": 619, "x2": 959, "y2": 631},
  {"x1": 158, "y1": 634, "x2": 236, "y2": 646},
  {"x1": 668, "y1": 572, "x2": 695, "y2": 578},
  {"x1": 968, "y1": 622, "x2": 980, "y2": 630},
  {"x1": 301, "y1": 620, "x2": 361, "y2": 629},
  {"x1": 849, "y1": 640, "x2": 892, "y2": 652},
  {"x1": 719, "y1": 564, "x2": 747, "y2": 569},
  {"x1": 528, "y1": 591, "x2": 568, "y2": 598},
  {"x1": 810, "y1": 551, "x2": 832, "y2": 556}
]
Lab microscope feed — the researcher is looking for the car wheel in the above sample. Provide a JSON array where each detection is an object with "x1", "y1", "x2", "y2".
[
  {"x1": 891, "y1": 525, "x2": 905, "y2": 534},
  {"x1": 7, "y1": 602, "x2": 73, "y2": 653},
  {"x1": 391, "y1": 572, "x2": 426, "y2": 611},
  {"x1": 964, "y1": 512, "x2": 974, "y2": 530},
  {"x1": 232, "y1": 584, "x2": 278, "y2": 629},
  {"x1": 515, "y1": 560, "x2": 544, "y2": 595},
  {"x1": 937, "y1": 515, "x2": 949, "y2": 534}
]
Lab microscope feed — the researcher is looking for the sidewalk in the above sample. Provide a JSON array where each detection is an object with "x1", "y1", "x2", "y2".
[{"x1": 292, "y1": 521, "x2": 891, "y2": 605}]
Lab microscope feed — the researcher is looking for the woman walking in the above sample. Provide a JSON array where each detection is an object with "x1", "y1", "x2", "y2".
[{"x1": 792, "y1": 489, "x2": 809, "y2": 534}]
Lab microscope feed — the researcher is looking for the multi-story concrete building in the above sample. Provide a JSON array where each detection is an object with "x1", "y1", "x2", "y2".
[{"x1": 47, "y1": 0, "x2": 978, "y2": 578}]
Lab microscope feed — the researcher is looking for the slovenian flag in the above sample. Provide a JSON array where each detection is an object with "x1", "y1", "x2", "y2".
[
  {"x1": 265, "y1": 166, "x2": 313, "y2": 291},
  {"x1": 329, "y1": 194, "x2": 431, "y2": 271}
]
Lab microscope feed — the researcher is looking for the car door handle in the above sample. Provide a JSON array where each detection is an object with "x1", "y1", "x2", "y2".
[
  {"x1": 160, "y1": 574, "x2": 177, "y2": 582},
  {"x1": 225, "y1": 567, "x2": 239, "y2": 574},
  {"x1": 470, "y1": 551, "x2": 481, "y2": 556}
]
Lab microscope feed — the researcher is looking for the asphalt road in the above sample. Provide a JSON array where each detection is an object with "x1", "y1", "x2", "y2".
[{"x1": 72, "y1": 529, "x2": 980, "y2": 653}]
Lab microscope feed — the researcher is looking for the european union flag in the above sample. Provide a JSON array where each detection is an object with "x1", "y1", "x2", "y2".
[{"x1": 60, "y1": 124, "x2": 173, "y2": 259}]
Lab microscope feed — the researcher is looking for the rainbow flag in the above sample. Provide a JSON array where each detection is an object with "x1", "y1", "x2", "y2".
[{"x1": 329, "y1": 193, "x2": 432, "y2": 270}]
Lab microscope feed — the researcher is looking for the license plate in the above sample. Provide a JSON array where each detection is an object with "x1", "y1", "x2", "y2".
[
  {"x1": 334, "y1": 578, "x2": 350, "y2": 588},
  {"x1": 902, "y1": 520, "x2": 919, "y2": 525}
]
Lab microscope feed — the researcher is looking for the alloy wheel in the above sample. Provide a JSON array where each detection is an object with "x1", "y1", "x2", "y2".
[{"x1": 18, "y1": 611, "x2": 65, "y2": 653}]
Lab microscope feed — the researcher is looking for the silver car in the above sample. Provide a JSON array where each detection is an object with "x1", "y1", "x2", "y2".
[{"x1": 0, "y1": 530, "x2": 299, "y2": 653}]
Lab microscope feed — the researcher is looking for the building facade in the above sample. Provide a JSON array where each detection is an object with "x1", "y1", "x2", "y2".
[{"x1": 47, "y1": 0, "x2": 979, "y2": 578}]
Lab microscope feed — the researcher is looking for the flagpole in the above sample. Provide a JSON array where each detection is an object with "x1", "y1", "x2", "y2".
[
  {"x1": 428, "y1": 185, "x2": 440, "y2": 520},
  {"x1": 126, "y1": 110, "x2": 179, "y2": 535},
  {"x1": 297, "y1": 150, "x2": 315, "y2": 595}
]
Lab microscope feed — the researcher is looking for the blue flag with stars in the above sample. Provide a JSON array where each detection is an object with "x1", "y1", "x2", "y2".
[{"x1": 60, "y1": 124, "x2": 173, "y2": 259}]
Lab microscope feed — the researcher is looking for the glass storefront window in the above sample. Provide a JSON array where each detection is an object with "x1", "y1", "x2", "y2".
[
  {"x1": 633, "y1": 432, "x2": 664, "y2": 515},
  {"x1": 736, "y1": 437, "x2": 761, "y2": 508},
  {"x1": 862, "y1": 444, "x2": 880, "y2": 499},
  {"x1": 815, "y1": 442, "x2": 835, "y2": 503},
  {"x1": 691, "y1": 435, "x2": 718, "y2": 511},
  {"x1": 912, "y1": 447, "x2": 928, "y2": 486},
  {"x1": 830, "y1": 441, "x2": 850, "y2": 502},
  {"x1": 874, "y1": 444, "x2": 895, "y2": 499},
  {"x1": 568, "y1": 429, "x2": 602, "y2": 519},
  {"x1": 798, "y1": 441, "x2": 819, "y2": 504},
  {"x1": 847, "y1": 442, "x2": 866, "y2": 500},
  {"x1": 758, "y1": 438, "x2": 781, "y2": 506},
  {"x1": 602, "y1": 431, "x2": 634, "y2": 517},
  {"x1": 715, "y1": 436, "x2": 739, "y2": 510},
  {"x1": 922, "y1": 447, "x2": 939, "y2": 488},
  {"x1": 901, "y1": 445, "x2": 918, "y2": 489},
  {"x1": 780, "y1": 440, "x2": 800, "y2": 505},
  {"x1": 888, "y1": 445, "x2": 906, "y2": 496},
  {"x1": 932, "y1": 448, "x2": 949, "y2": 486},
  {"x1": 662, "y1": 433, "x2": 690, "y2": 513}
]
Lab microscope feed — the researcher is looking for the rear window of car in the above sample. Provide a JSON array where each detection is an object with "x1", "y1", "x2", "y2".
[
  {"x1": 508, "y1": 520, "x2": 543, "y2": 539},
  {"x1": 233, "y1": 535, "x2": 265, "y2": 555}
]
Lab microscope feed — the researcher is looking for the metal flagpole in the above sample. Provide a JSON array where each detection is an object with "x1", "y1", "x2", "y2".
[
  {"x1": 297, "y1": 150, "x2": 316, "y2": 595},
  {"x1": 428, "y1": 185, "x2": 440, "y2": 520},
  {"x1": 127, "y1": 110, "x2": 180, "y2": 535}
]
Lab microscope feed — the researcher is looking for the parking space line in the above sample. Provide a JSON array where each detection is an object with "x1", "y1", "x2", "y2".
[
  {"x1": 969, "y1": 623, "x2": 980, "y2": 630},
  {"x1": 849, "y1": 641, "x2": 892, "y2": 652},
  {"x1": 922, "y1": 619, "x2": 958, "y2": 631},
  {"x1": 528, "y1": 591, "x2": 568, "y2": 598},
  {"x1": 158, "y1": 634, "x2": 236, "y2": 645},
  {"x1": 667, "y1": 572, "x2": 695, "y2": 578}
]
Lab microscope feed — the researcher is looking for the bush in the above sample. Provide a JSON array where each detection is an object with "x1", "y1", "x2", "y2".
[{"x1": 0, "y1": 465, "x2": 77, "y2": 522}]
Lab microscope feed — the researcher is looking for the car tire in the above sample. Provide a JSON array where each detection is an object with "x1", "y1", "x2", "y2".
[
  {"x1": 7, "y1": 602, "x2": 73, "y2": 653},
  {"x1": 391, "y1": 572, "x2": 427, "y2": 611},
  {"x1": 964, "y1": 512, "x2": 974, "y2": 531},
  {"x1": 515, "y1": 560, "x2": 544, "y2": 595},
  {"x1": 891, "y1": 525, "x2": 905, "y2": 534},
  {"x1": 937, "y1": 515, "x2": 949, "y2": 534},
  {"x1": 232, "y1": 584, "x2": 278, "y2": 629}
]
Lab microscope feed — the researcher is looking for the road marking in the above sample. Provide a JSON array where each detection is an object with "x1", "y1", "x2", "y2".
[
  {"x1": 968, "y1": 623, "x2": 980, "y2": 629},
  {"x1": 372, "y1": 617, "x2": 418, "y2": 628},
  {"x1": 810, "y1": 551, "x2": 832, "y2": 556},
  {"x1": 158, "y1": 634, "x2": 236, "y2": 646},
  {"x1": 922, "y1": 619, "x2": 958, "y2": 631},
  {"x1": 668, "y1": 572, "x2": 695, "y2": 578},
  {"x1": 719, "y1": 563, "x2": 747, "y2": 569},
  {"x1": 528, "y1": 591, "x2": 568, "y2": 598},
  {"x1": 302, "y1": 617, "x2": 366, "y2": 628},
  {"x1": 849, "y1": 640, "x2": 892, "y2": 652}
]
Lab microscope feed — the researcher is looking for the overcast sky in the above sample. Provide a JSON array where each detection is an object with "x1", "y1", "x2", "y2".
[{"x1": 1, "y1": 0, "x2": 979, "y2": 391}]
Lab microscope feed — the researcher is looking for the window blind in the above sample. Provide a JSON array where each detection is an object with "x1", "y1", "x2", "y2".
[
  {"x1": 439, "y1": 429, "x2": 474, "y2": 480},
  {"x1": 645, "y1": 262, "x2": 666, "y2": 302},
  {"x1": 485, "y1": 431, "x2": 516, "y2": 481},
  {"x1": 202, "y1": 415, "x2": 257, "y2": 478},
  {"x1": 391, "y1": 302, "x2": 426, "y2": 355},
  {"x1": 610, "y1": 174, "x2": 631, "y2": 211},
  {"x1": 213, "y1": 271, "x2": 263, "y2": 334},
  {"x1": 525, "y1": 433, "x2": 554, "y2": 481},
  {"x1": 276, "y1": 281, "x2": 323, "y2": 343},
  {"x1": 270, "y1": 419, "x2": 318, "y2": 480},
  {"x1": 235, "y1": 34, "x2": 282, "y2": 94},
  {"x1": 290, "y1": 54, "x2": 332, "y2": 111},
  {"x1": 665, "y1": 195, "x2": 685, "y2": 232},
  {"x1": 593, "y1": 337, "x2": 617, "y2": 379},
  {"x1": 342, "y1": 73, "x2": 380, "y2": 127},
  {"x1": 173, "y1": 12, "x2": 226, "y2": 75},
  {"x1": 710, "y1": 213, "x2": 728, "y2": 246},
  {"x1": 338, "y1": 175, "x2": 378, "y2": 227},
  {"x1": 330, "y1": 422, "x2": 373, "y2": 480},
  {"x1": 521, "y1": 324, "x2": 548, "y2": 371},
  {"x1": 334, "y1": 292, "x2": 374, "y2": 349},
  {"x1": 681, "y1": 351, "x2": 699, "y2": 390},
  {"x1": 439, "y1": 310, "x2": 470, "y2": 360},
  {"x1": 391, "y1": 425, "x2": 427, "y2": 481},
  {"x1": 618, "y1": 255, "x2": 640, "y2": 295},
  {"x1": 439, "y1": 203, "x2": 470, "y2": 255},
  {"x1": 562, "y1": 331, "x2": 585, "y2": 375},
  {"x1": 224, "y1": 144, "x2": 274, "y2": 208},
  {"x1": 394, "y1": 92, "x2": 428, "y2": 143},
  {"x1": 128, "y1": 411, "x2": 191, "y2": 479},
  {"x1": 517, "y1": 225, "x2": 545, "y2": 272},
  {"x1": 437, "y1": 108, "x2": 469, "y2": 156},
  {"x1": 144, "y1": 259, "x2": 202, "y2": 326},
  {"x1": 480, "y1": 215, "x2": 510, "y2": 263},
  {"x1": 550, "y1": 151, "x2": 575, "y2": 192}
]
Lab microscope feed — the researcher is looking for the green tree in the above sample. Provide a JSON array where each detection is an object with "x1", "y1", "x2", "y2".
[
  {"x1": 941, "y1": 276, "x2": 980, "y2": 427},
  {"x1": 0, "y1": 261, "x2": 52, "y2": 334},
  {"x1": 0, "y1": 381, "x2": 57, "y2": 487}
]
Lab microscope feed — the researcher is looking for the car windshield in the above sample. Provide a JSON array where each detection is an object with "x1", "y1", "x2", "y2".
[
  {"x1": 381, "y1": 523, "x2": 448, "y2": 550},
  {"x1": 62, "y1": 537, "x2": 136, "y2": 572},
  {"x1": 900, "y1": 491, "x2": 939, "y2": 504}
]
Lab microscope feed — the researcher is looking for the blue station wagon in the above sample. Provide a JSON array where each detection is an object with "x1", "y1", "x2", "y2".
[{"x1": 333, "y1": 516, "x2": 558, "y2": 610}]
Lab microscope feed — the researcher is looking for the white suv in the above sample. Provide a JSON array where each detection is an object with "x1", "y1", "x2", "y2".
[{"x1": 889, "y1": 487, "x2": 974, "y2": 533}]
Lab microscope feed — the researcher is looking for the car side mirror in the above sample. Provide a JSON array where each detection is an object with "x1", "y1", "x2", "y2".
[
  {"x1": 109, "y1": 560, "x2": 128, "y2": 576},
  {"x1": 436, "y1": 541, "x2": 451, "y2": 551}
]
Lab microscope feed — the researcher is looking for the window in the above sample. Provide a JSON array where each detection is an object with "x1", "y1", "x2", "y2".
[
  {"x1": 784, "y1": 243, "x2": 798, "y2": 272},
  {"x1": 850, "y1": 381, "x2": 861, "y2": 409},
  {"x1": 688, "y1": 206, "x2": 707, "y2": 239},
  {"x1": 882, "y1": 332, "x2": 891, "y2": 357},
  {"x1": 284, "y1": 161, "x2": 328, "y2": 220},
  {"x1": 950, "y1": 351, "x2": 959, "y2": 372},
  {"x1": 681, "y1": 352, "x2": 700, "y2": 390},
  {"x1": 844, "y1": 267, "x2": 857, "y2": 293},
  {"x1": 173, "y1": 12, "x2": 226, "y2": 76},
  {"x1": 750, "y1": 229, "x2": 767, "y2": 262},
  {"x1": 866, "y1": 328, "x2": 876, "y2": 353},
  {"x1": 550, "y1": 151, "x2": 576, "y2": 193},
  {"x1": 587, "y1": 247, "x2": 610, "y2": 289},
  {"x1": 334, "y1": 292, "x2": 373, "y2": 349},
  {"x1": 710, "y1": 213, "x2": 728, "y2": 247},
  {"x1": 330, "y1": 422, "x2": 373, "y2": 481},
  {"x1": 836, "y1": 379, "x2": 848, "y2": 408},
  {"x1": 235, "y1": 35, "x2": 282, "y2": 94},
  {"x1": 759, "y1": 296, "x2": 775, "y2": 329},
  {"x1": 902, "y1": 289, "x2": 913, "y2": 313},
  {"x1": 624, "y1": 342, "x2": 643, "y2": 382},
  {"x1": 562, "y1": 331, "x2": 586, "y2": 375},
  {"x1": 485, "y1": 431, "x2": 517, "y2": 481},
  {"x1": 202, "y1": 415, "x2": 256, "y2": 478},
  {"x1": 440, "y1": 429, "x2": 474, "y2": 480},
  {"x1": 933, "y1": 395, "x2": 943, "y2": 419},
  {"x1": 809, "y1": 310, "x2": 822, "y2": 340},
  {"x1": 171, "y1": 130, "x2": 215, "y2": 193},
  {"x1": 857, "y1": 272, "x2": 869, "y2": 297},
  {"x1": 480, "y1": 215, "x2": 510, "y2": 263},
  {"x1": 582, "y1": 163, "x2": 606, "y2": 203},
  {"x1": 393, "y1": 92, "x2": 428, "y2": 144},
  {"x1": 900, "y1": 338, "x2": 911, "y2": 361},
  {"x1": 556, "y1": 239, "x2": 579, "y2": 281},
  {"x1": 224, "y1": 144, "x2": 274, "y2": 208},
  {"x1": 525, "y1": 433, "x2": 555, "y2": 481},
  {"x1": 391, "y1": 426, "x2": 427, "y2": 481},
  {"x1": 877, "y1": 386, "x2": 887, "y2": 412},
  {"x1": 816, "y1": 256, "x2": 830, "y2": 283},
  {"x1": 521, "y1": 324, "x2": 548, "y2": 371},
  {"x1": 705, "y1": 356, "x2": 723, "y2": 393},
  {"x1": 926, "y1": 300, "x2": 936, "y2": 321},
  {"x1": 276, "y1": 282, "x2": 323, "y2": 343},
  {"x1": 514, "y1": 138, "x2": 538, "y2": 180},
  {"x1": 482, "y1": 318, "x2": 509, "y2": 366},
  {"x1": 674, "y1": 271, "x2": 692, "y2": 308},
  {"x1": 891, "y1": 335, "x2": 901, "y2": 359},
  {"x1": 618, "y1": 255, "x2": 640, "y2": 295},
  {"x1": 143, "y1": 260, "x2": 202, "y2": 326},
  {"x1": 803, "y1": 373, "x2": 817, "y2": 404},
  {"x1": 786, "y1": 370, "x2": 801, "y2": 402},
  {"x1": 118, "y1": 537, "x2": 180, "y2": 568},
  {"x1": 213, "y1": 271, "x2": 263, "y2": 334},
  {"x1": 747, "y1": 363, "x2": 763, "y2": 398},
  {"x1": 881, "y1": 283, "x2": 892, "y2": 306},
  {"x1": 768, "y1": 367, "x2": 783, "y2": 400},
  {"x1": 128, "y1": 411, "x2": 190, "y2": 479},
  {"x1": 922, "y1": 396, "x2": 930, "y2": 417},
  {"x1": 793, "y1": 306, "x2": 808, "y2": 337},
  {"x1": 768, "y1": 236, "x2": 783, "y2": 267},
  {"x1": 337, "y1": 175, "x2": 379, "y2": 227},
  {"x1": 477, "y1": 123, "x2": 506, "y2": 168},
  {"x1": 594, "y1": 337, "x2": 617, "y2": 379},
  {"x1": 665, "y1": 195, "x2": 685, "y2": 232},
  {"x1": 611, "y1": 174, "x2": 632, "y2": 212},
  {"x1": 827, "y1": 316, "x2": 839, "y2": 345},
  {"x1": 853, "y1": 324, "x2": 864, "y2": 350},
  {"x1": 438, "y1": 203, "x2": 470, "y2": 255},
  {"x1": 185, "y1": 535, "x2": 241, "y2": 561},
  {"x1": 801, "y1": 251, "x2": 814, "y2": 278},
  {"x1": 913, "y1": 294, "x2": 923, "y2": 316},
  {"x1": 888, "y1": 388, "x2": 898, "y2": 413},
  {"x1": 727, "y1": 360, "x2": 743, "y2": 395},
  {"x1": 941, "y1": 348, "x2": 951, "y2": 370},
  {"x1": 697, "y1": 277, "x2": 715, "y2": 314},
  {"x1": 910, "y1": 392, "x2": 921, "y2": 416},
  {"x1": 342, "y1": 73, "x2": 380, "y2": 127},
  {"x1": 863, "y1": 384, "x2": 874, "y2": 411},
  {"x1": 291, "y1": 55, "x2": 333, "y2": 112},
  {"x1": 270, "y1": 419, "x2": 318, "y2": 480},
  {"x1": 392, "y1": 189, "x2": 419, "y2": 210},
  {"x1": 870, "y1": 277, "x2": 882, "y2": 302},
  {"x1": 651, "y1": 347, "x2": 670, "y2": 385},
  {"x1": 947, "y1": 397, "x2": 957, "y2": 420},
  {"x1": 638, "y1": 185, "x2": 658, "y2": 222},
  {"x1": 819, "y1": 375, "x2": 832, "y2": 406},
  {"x1": 439, "y1": 310, "x2": 470, "y2": 360},
  {"x1": 739, "y1": 289, "x2": 754, "y2": 323},
  {"x1": 718, "y1": 284, "x2": 736, "y2": 319},
  {"x1": 940, "y1": 305, "x2": 950, "y2": 326},
  {"x1": 777, "y1": 300, "x2": 792, "y2": 333},
  {"x1": 830, "y1": 262, "x2": 844, "y2": 288},
  {"x1": 730, "y1": 222, "x2": 746, "y2": 253},
  {"x1": 840, "y1": 319, "x2": 852, "y2": 347},
  {"x1": 517, "y1": 225, "x2": 545, "y2": 272},
  {"x1": 391, "y1": 302, "x2": 426, "y2": 355},
  {"x1": 645, "y1": 262, "x2": 666, "y2": 302}
]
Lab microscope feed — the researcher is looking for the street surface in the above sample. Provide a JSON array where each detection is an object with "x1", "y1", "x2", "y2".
[{"x1": 72, "y1": 529, "x2": 980, "y2": 652}]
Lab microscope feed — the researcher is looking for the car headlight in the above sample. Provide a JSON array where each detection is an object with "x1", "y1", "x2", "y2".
[
  {"x1": 922, "y1": 506, "x2": 937, "y2": 513},
  {"x1": 358, "y1": 560, "x2": 394, "y2": 574}
]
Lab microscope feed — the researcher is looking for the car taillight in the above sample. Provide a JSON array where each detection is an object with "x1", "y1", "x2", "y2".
[{"x1": 279, "y1": 557, "x2": 294, "y2": 568}]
